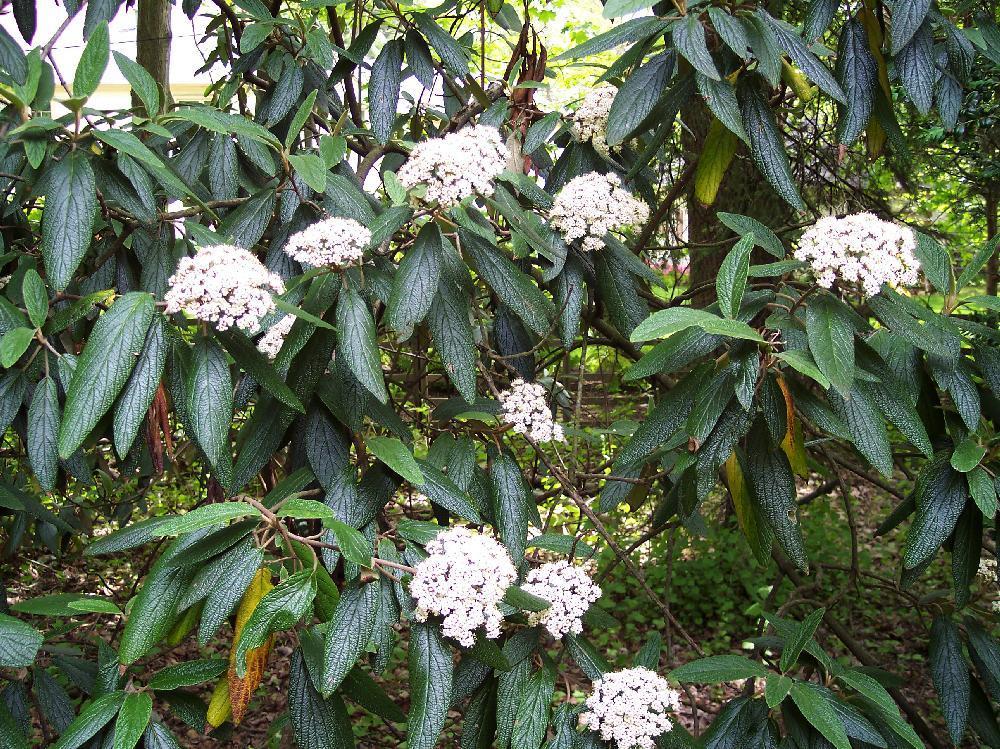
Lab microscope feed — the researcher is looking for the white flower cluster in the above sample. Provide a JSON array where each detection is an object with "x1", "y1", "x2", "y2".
[
  {"x1": 794, "y1": 213, "x2": 920, "y2": 297},
  {"x1": 521, "y1": 560, "x2": 601, "y2": 639},
  {"x1": 570, "y1": 83, "x2": 617, "y2": 157},
  {"x1": 397, "y1": 125, "x2": 508, "y2": 207},
  {"x1": 256, "y1": 314, "x2": 294, "y2": 360},
  {"x1": 410, "y1": 526, "x2": 517, "y2": 647},
  {"x1": 498, "y1": 378, "x2": 565, "y2": 443},
  {"x1": 549, "y1": 172, "x2": 649, "y2": 253},
  {"x1": 580, "y1": 667, "x2": 681, "y2": 749},
  {"x1": 979, "y1": 557, "x2": 997, "y2": 583},
  {"x1": 164, "y1": 245, "x2": 284, "y2": 331},
  {"x1": 283, "y1": 216, "x2": 371, "y2": 268}
]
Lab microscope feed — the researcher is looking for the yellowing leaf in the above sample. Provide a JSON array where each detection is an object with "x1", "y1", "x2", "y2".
[
  {"x1": 206, "y1": 677, "x2": 232, "y2": 729},
  {"x1": 228, "y1": 569, "x2": 274, "y2": 725},
  {"x1": 694, "y1": 118, "x2": 738, "y2": 207},
  {"x1": 777, "y1": 376, "x2": 809, "y2": 477}
]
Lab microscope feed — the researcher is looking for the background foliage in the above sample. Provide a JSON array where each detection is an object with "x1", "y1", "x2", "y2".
[{"x1": 1, "y1": 0, "x2": 1000, "y2": 747}]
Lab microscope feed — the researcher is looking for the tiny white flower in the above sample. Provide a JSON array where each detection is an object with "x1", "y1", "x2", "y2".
[
  {"x1": 794, "y1": 213, "x2": 920, "y2": 297},
  {"x1": 256, "y1": 314, "x2": 294, "y2": 360},
  {"x1": 570, "y1": 83, "x2": 617, "y2": 157},
  {"x1": 521, "y1": 560, "x2": 601, "y2": 639},
  {"x1": 581, "y1": 667, "x2": 681, "y2": 749},
  {"x1": 409, "y1": 526, "x2": 517, "y2": 648},
  {"x1": 397, "y1": 125, "x2": 508, "y2": 208},
  {"x1": 978, "y1": 557, "x2": 997, "y2": 583},
  {"x1": 498, "y1": 378, "x2": 565, "y2": 443},
  {"x1": 283, "y1": 216, "x2": 371, "y2": 268},
  {"x1": 550, "y1": 172, "x2": 649, "y2": 253},
  {"x1": 164, "y1": 244, "x2": 285, "y2": 332}
]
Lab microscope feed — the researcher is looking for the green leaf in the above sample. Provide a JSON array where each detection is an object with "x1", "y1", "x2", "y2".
[
  {"x1": 153, "y1": 502, "x2": 255, "y2": 537},
  {"x1": 760, "y1": 10, "x2": 845, "y2": 103},
  {"x1": 717, "y1": 212, "x2": 784, "y2": 257},
  {"x1": 11, "y1": 593, "x2": 119, "y2": 616},
  {"x1": 606, "y1": 52, "x2": 675, "y2": 146},
  {"x1": 288, "y1": 650, "x2": 355, "y2": 749},
  {"x1": 407, "y1": 623, "x2": 453, "y2": 749},
  {"x1": 460, "y1": 229, "x2": 554, "y2": 338},
  {"x1": 0, "y1": 25, "x2": 27, "y2": 85},
  {"x1": 503, "y1": 586, "x2": 551, "y2": 613},
  {"x1": 904, "y1": 454, "x2": 968, "y2": 570},
  {"x1": 113, "y1": 51, "x2": 159, "y2": 116},
  {"x1": 969, "y1": 467, "x2": 998, "y2": 517},
  {"x1": 27, "y1": 376, "x2": 59, "y2": 491},
  {"x1": 912, "y1": 232, "x2": 953, "y2": 295},
  {"x1": 41, "y1": 151, "x2": 97, "y2": 292},
  {"x1": 414, "y1": 458, "x2": 482, "y2": 523},
  {"x1": 336, "y1": 282, "x2": 387, "y2": 403},
  {"x1": 369, "y1": 38, "x2": 404, "y2": 144},
  {"x1": 554, "y1": 16, "x2": 668, "y2": 60},
  {"x1": 0, "y1": 327, "x2": 34, "y2": 367},
  {"x1": 697, "y1": 74, "x2": 748, "y2": 143},
  {"x1": 58, "y1": 293, "x2": 155, "y2": 458},
  {"x1": 716, "y1": 235, "x2": 754, "y2": 319},
  {"x1": 21, "y1": 269, "x2": 47, "y2": 329},
  {"x1": 951, "y1": 438, "x2": 985, "y2": 473},
  {"x1": 147, "y1": 659, "x2": 227, "y2": 690},
  {"x1": 805, "y1": 295, "x2": 855, "y2": 397},
  {"x1": 272, "y1": 295, "x2": 336, "y2": 331},
  {"x1": 284, "y1": 90, "x2": 318, "y2": 151},
  {"x1": 929, "y1": 616, "x2": 970, "y2": 745},
  {"x1": 835, "y1": 19, "x2": 877, "y2": 146},
  {"x1": 897, "y1": 21, "x2": 934, "y2": 114},
  {"x1": 73, "y1": 21, "x2": 109, "y2": 98},
  {"x1": 737, "y1": 78, "x2": 805, "y2": 210},
  {"x1": 957, "y1": 236, "x2": 999, "y2": 291},
  {"x1": 287, "y1": 153, "x2": 327, "y2": 193},
  {"x1": 320, "y1": 582, "x2": 379, "y2": 695},
  {"x1": 113, "y1": 692, "x2": 152, "y2": 749},
  {"x1": 327, "y1": 519, "x2": 372, "y2": 568},
  {"x1": 630, "y1": 307, "x2": 764, "y2": 343},
  {"x1": 386, "y1": 222, "x2": 442, "y2": 337},
  {"x1": 490, "y1": 450, "x2": 532, "y2": 562},
  {"x1": 670, "y1": 655, "x2": 768, "y2": 684},
  {"x1": 168, "y1": 106, "x2": 281, "y2": 148},
  {"x1": 119, "y1": 558, "x2": 192, "y2": 665},
  {"x1": 50, "y1": 691, "x2": 126, "y2": 749},
  {"x1": 776, "y1": 350, "x2": 830, "y2": 389},
  {"x1": 186, "y1": 337, "x2": 233, "y2": 483},
  {"x1": 673, "y1": 15, "x2": 720, "y2": 80},
  {"x1": 790, "y1": 683, "x2": 851, "y2": 749},
  {"x1": 829, "y1": 385, "x2": 894, "y2": 478},
  {"x1": 511, "y1": 662, "x2": 556, "y2": 749},
  {"x1": 780, "y1": 608, "x2": 825, "y2": 672},
  {"x1": 765, "y1": 673, "x2": 793, "y2": 708},
  {"x1": 603, "y1": 0, "x2": 652, "y2": 17},
  {"x1": 412, "y1": 14, "x2": 468, "y2": 76},
  {"x1": 890, "y1": 0, "x2": 932, "y2": 55},
  {"x1": 0, "y1": 613, "x2": 43, "y2": 667},
  {"x1": 113, "y1": 315, "x2": 167, "y2": 457},
  {"x1": 215, "y1": 329, "x2": 302, "y2": 412}
]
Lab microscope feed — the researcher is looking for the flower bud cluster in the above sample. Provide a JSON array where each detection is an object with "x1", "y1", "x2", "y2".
[
  {"x1": 283, "y1": 216, "x2": 371, "y2": 268},
  {"x1": 580, "y1": 667, "x2": 681, "y2": 749},
  {"x1": 396, "y1": 125, "x2": 508, "y2": 207},
  {"x1": 256, "y1": 314, "x2": 294, "y2": 360},
  {"x1": 165, "y1": 245, "x2": 285, "y2": 331},
  {"x1": 521, "y1": 560, "x2": 601, "y2": 639},
  {"x1": 549, "y1": 172, "x2": 649, "y2": 253},
  {"x1": 410, "y1": 526, "x2": 517, "y2": 647},
  {"x1": 794, "y1": 213, "x2": 920, "y2": 297},
  {"x1": 498, "y1": 379, "x2": 565, "y2": 443},
  {"x1": 570, "y1": 83, "x2": 617, "y2": 157}
]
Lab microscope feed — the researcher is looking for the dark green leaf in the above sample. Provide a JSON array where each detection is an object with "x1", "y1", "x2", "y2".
[
  {"x1": 407, "y1": 623, "x2": 453, "y2": 749},
  {"x1": 321, "y1": 582, "x2": 379, "y2": 695},
  {"x1": 673, "y1": 15, "x2": 719, "y2": 80},
  {"x1": 113, "y1": 692, "x2": 152, "y2": 749},
  {"x1": 929, "y1": 616, "x2": 970, "y2": 745},
  {"x1": 337, "y1": 282, "x2": 387, "y2": 403},
  {"x1": 41, "y1": 151, "x2": 97, "y2": 292},
  {"x1": 73, "y1": 21, "x2": 109, "y2": 98},
  {"x1": 50, "y1": 691, "x2": 125, "y2": 749},
  {"x1": 369, "y1": 38, "x2": 404, "y2": 144},
  {"x1": 27, "y1": 377, "x2": 59, "y2": 492},
  {"x1": 186, "y1": 338, "x2": 233, "y2": 484},
  {"x1": 670, "y1": 655, "x2": 768, "y2": 684}
]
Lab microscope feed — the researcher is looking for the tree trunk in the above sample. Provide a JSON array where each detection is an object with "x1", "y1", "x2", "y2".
[
  {"x1": 136, "y1": 0, "x2": 172, "y2": 113},
  {"x1": 987, "y1": 186, "x2": 998, "y2": 297}
]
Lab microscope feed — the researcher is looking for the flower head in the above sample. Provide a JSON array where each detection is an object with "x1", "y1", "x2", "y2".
[
  {"x1": 521, "y1": 560, "x2": 601, "y2": 638},
  {"x1": 397, "y1": 125, "x2": 508, "y2": 207},
  {"x1": 570, "y1": 83, "x2": 617, "y2": 157},
  {"x1": 979, "y1": 557, "x2": 997, "y2": 583},
  {"x1": 410, "y1": 526, "x2": 517, "y2": 647},
  {"x1": 793, "y1": 213, "x2": 920, "y2": 297},
  {"x1": 283, "y1": 216, "x2": 371, "y2": 268},
  {"x1": 256, "y1": 314, "x2": 294, "y2": 360},
  {"x1": 498, "y1": 379, "x2": 565, "y2": 443},
  {"x1": 550, "y1": 172, "x2": 648, "y2": 253},
  {"x1": 164, "y1": 244, "x2": 284, "y2": 331},
  {"x1": 581, "y1": 667, "x2": 681, "y2": 749}
]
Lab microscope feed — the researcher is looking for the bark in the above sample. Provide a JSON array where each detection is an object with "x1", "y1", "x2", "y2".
[{"x1": 136, "y1": 0, "x2": 172, "y2": 113}]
